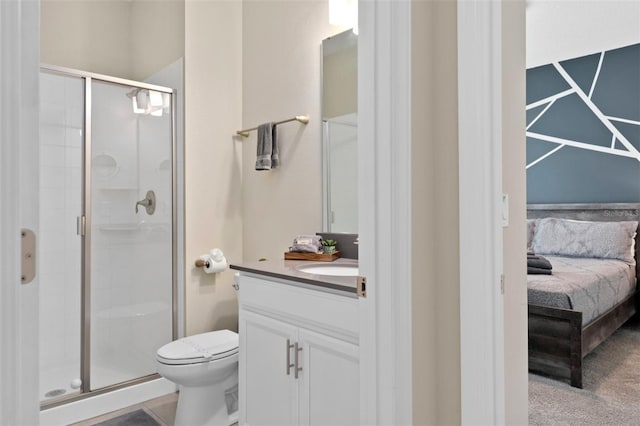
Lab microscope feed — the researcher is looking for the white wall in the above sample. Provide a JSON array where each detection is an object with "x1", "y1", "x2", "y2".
[
  {"x1": 40, "y1": 0, "x2": 132, "y2": 77},
  {"x1": 242, "y1": 0, "x2": 343, "y2": 263},
  {"x1": 526, "y1": 0, "x2": 640, "y2": 67},
  {"x1": 130, "y1": 1, "x2": 185, "y2": 81},
  {"x1": 40, "y1": 0, "x2": 184, "y2": 81},
  {"x1": 184, "y1": 0, "x2": 243, "y2": 335}
]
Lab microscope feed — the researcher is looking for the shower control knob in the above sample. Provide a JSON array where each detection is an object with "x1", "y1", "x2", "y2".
[{"x1": 135, "y1": 190, "x2": 156, "y2": 215}]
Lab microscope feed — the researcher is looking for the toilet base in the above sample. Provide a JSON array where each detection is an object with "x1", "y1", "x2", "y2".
[{"x1": 174, "y1": 376, "x2": 237, "y2": 426}]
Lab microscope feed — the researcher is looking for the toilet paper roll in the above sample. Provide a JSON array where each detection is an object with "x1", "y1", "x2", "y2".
[{"x1": 208, "y1": 258, "x2": 228, "y2": 273}]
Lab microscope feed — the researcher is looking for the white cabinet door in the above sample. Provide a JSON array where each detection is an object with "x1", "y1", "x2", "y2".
[
  {"x1": 240, "y1": 311, "x2": 299, "y2": 426},
  {"x1": 298, "y1": 329, "x2": 360, "y2": 426}
]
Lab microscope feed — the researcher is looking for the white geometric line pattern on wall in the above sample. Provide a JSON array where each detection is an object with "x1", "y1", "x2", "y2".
[
  {"x1": 526, "y1": 44, "x2": 640, "y2": 169},
  {"x1": 587, "y1": 52, "x2": 604, "y2": 99}
]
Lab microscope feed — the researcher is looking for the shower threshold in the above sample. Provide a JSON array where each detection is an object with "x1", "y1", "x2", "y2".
[{"x1": 40, "y1": 375, "x2": 176, "y2": 426}]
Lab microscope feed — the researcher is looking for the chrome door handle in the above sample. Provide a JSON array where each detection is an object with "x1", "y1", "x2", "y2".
[
  {"x1": 286, "y1": 339, "x2": 294, "y2": 375},
  {"x1": 294, "y1": 342, "x2": 302, "y2": 379}
]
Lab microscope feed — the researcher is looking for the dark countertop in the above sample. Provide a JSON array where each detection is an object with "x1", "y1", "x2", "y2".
[{"x1": 230, "y1": 258, "x2": 359, "y2": 296}]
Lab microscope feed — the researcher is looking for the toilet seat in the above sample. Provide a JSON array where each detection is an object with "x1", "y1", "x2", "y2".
[{"x1": 157, "y1": 330, "x2": 239, "y2": 366}]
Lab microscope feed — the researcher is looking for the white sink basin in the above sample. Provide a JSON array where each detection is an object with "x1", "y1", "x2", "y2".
[{"x1": 296, "y1": 264, "x2": 359, "y2": 277}]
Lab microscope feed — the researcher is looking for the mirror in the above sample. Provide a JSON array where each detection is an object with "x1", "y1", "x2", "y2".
[{"x1": 322, "y1": 29, "x2": 358, "y2": 233}]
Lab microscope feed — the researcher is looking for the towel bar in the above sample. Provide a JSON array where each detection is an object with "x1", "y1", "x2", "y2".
[{"x1": 237, "y1": 115, "x2": 309, "y2": 137}]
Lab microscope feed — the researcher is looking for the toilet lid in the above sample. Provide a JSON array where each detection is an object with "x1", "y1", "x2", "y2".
[{"x1": 157, "y1": 329, "x2": 239, "y2": 365}]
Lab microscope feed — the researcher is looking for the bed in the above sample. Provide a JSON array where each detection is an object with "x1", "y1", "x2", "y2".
[{"x1": 527, "y1": 203, "x2": 640, "y2": 388}]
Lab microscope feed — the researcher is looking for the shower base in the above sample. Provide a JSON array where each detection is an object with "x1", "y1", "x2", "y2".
[
  {"x1": 40, "y1": 363, "x2": 144, "y2": 404},
  {"x1": 40, "y1": 363, "x2": 81, "y2": 403},
  {"x1": 40, "y1": 377, "x2": 176, "y2": 425}
]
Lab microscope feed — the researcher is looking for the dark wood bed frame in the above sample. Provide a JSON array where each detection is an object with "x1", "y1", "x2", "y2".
[{"x1": 527, "y1": 203, "x2": 640, "y2": 388}]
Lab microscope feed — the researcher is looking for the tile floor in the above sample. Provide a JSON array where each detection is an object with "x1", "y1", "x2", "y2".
[{"x1": 70, "y1": 392, "x2": 178, "y2": 426}]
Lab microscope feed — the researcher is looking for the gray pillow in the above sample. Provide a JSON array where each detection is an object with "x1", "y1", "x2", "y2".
[{"x1": 532, "y1": 218, "x2": 638, "y2": 263}]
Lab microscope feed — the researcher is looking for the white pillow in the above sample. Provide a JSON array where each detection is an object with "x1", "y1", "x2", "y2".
[{"x1": 532, "y1": 217, "x2": 638, "y2": 264}]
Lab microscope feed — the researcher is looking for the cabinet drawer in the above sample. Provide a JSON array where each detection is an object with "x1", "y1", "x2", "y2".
[{"x1": 238, "y1": 275, "x2": 359, "y2": 341}]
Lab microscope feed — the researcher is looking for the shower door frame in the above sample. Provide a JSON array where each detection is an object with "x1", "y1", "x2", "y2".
[{"x1": 39, "y1": 65, "x2": 178, "y2": 409}]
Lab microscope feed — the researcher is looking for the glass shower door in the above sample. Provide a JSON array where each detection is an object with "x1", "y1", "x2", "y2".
[
  {"x1": 39, "y1": 71, "x2": 84, "y2": 402},
  {"x1": 89, "y1": 79, "x2": 174, "y2": 390}
]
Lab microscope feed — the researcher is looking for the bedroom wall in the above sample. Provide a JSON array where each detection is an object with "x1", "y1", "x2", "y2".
[
  {"x1": 526, "y1": 0, "x2": 640, "y2": 69},
  {"x1": 526, "y1": 43, "x2": 640, "y2": 203},
  {"x1": 526, "y1": 1, "x2": 640, "y2": 204}
]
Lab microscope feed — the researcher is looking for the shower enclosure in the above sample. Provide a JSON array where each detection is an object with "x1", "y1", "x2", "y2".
[{"x1": 38, "y1": 66, "x2": 176, "y2": 407}]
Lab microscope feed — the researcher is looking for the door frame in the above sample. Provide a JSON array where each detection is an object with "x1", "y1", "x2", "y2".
[
  {"x1": 457, "y1": 0, "x2": 506, "y2": 423},
  {"x1": 359, "y1": 0, "x2": 507, "y2": 424},
  {"x1": 0, "y1": 0, "x2": 41, "y2": 424},
  {"x1": 358, "y1": 0, "x2": 413, "y2": 424}
]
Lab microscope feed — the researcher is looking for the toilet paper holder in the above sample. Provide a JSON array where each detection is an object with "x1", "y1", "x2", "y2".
[
  {"x1": 194, "y1": 248, "x2": 228, "y2": 274},
  {"x1": 195, "y1": 258, "x2": 210, "y2": 268}
]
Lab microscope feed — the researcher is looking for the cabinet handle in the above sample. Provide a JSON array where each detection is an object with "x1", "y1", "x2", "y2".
[
  {"x1": 286, "y1": 339, "x2": 294, "y2": 375},
  {"x1": 294, "y1": 342, "x2": 302, "y2": 379}
]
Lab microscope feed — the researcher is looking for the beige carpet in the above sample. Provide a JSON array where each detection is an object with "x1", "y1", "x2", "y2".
[{"x1": 529, "y1": 316, "x2": 640, "y2": 425}]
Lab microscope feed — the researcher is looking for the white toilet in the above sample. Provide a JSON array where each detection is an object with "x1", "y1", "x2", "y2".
[{"x1": 156, "y1": 329, "x2": 239, "y2": 426}]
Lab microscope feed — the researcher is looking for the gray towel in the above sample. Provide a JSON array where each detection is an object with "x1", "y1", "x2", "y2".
[
  {"x1": 255, "y1": 122, "x2": 279, "y2": 170},
  {"x1": 528, "y1": 266, "x2": 552, "y2": 275},
  {"x1": 527, "y1": 255, "x2": 552, "y2": 270}
]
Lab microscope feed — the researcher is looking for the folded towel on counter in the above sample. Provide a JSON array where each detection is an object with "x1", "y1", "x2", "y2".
[
  {"x1": 527, "y1": 255, "x2": 552, "y2": 270},
  {"x1": 255, "y1": 122, "x2": 279, "y2": 170},
  {"x1": 290, "y1": 234, "x2": 323, "y2": 253},
  {"x1": 528, "y1": 266, "x2": 552, "y2": 275}
]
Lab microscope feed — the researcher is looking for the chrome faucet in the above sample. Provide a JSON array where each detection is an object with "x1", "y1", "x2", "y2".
[{"x1": 136, "y1": 190, "x2": 156, "y2": 215}]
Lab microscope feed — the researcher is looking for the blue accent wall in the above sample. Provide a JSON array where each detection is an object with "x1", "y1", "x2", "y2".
[{"x1": 526, "y1": 43, "x2": 640, "y2": 203}]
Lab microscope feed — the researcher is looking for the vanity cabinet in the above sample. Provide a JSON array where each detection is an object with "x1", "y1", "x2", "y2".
[{"x1": 237, "y1": 274, "x2": 359, "y2": 426}]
